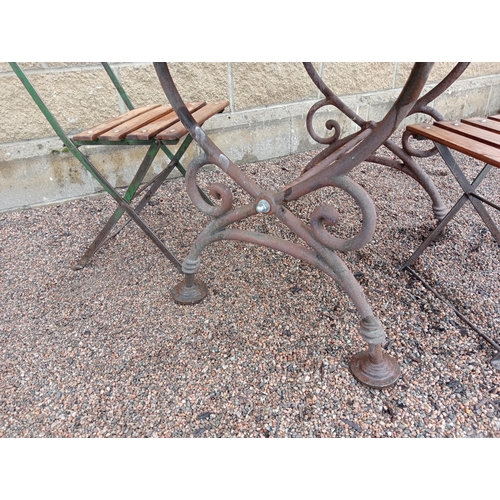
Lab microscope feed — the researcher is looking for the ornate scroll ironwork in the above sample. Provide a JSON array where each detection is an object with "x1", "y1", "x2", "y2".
[{"x1": 153, "y1": 62, "x2": 468, "y2": 388}]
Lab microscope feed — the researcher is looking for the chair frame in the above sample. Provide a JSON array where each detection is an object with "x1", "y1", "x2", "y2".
[
  {"x1": 401, "y1": 118, "x2": 500, "y2": 368},
  {"x1": 9, "y1": 62, "x2": 212, "y2": 271}
]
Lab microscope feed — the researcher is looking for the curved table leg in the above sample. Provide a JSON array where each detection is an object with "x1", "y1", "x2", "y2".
[
  {"x1": 152, "y1": 61, "x2": 464, "y2": 389},
  {"x1": 170, "y1": 189, "x2": 401, "y2": 388}
]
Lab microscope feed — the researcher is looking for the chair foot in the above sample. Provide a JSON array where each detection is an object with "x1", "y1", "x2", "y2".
[
  {"x1": 492, "y1": 352, "x2": 500, "y2": 370},
  {"x1": 171, "y1": 274, "x2": 208, "y2": 305},
  {"x1": 71, "y1": 257, "x2": 89, "y2": 271},
  {"x1": 350, "y1": 345, "x2": 401, "y2": 389}
]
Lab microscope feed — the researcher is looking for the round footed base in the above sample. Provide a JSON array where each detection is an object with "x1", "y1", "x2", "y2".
[
  {"x1": 171, "y1": 278, "x2": 208, "y2": 305},
  {"x1": 350, "y1": 350, "x2": 401, "y2": 389}
]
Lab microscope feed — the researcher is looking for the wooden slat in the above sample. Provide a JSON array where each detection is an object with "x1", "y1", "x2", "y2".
[
  {"x1": 126, "y1": 102, "x2": 206, "y2": 140},
  {"x1": 99, "y1": 104, "x2": 175, "y2": 141},
  {"x1": 407, "y1": 122, "x2": 500, "y2": 169},
  {"x1": 489, "y1": 114, "x2": 500, "y2": 123},
  {"x1": 156, "y1": 100, "x2": 229, "y2": 141},
  {"x1": 72, "y1": 104, "x2": 162, "y2": 141},
  {"x1": 435, "y1": 120, "x2": 500, "y2": 148},
  {"x1": 462, "y1": 117, "x2": 500, "y2": 134}
]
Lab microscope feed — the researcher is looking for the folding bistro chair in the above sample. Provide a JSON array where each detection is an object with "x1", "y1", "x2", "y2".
[
  {"x1": 401, "y1": 115, "x2": 500, "y2": 368},
  {"x1": 9, "y1": 62, "x2": 229, "y2": 271}
]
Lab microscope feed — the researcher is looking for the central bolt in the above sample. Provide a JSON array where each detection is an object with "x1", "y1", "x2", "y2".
[{"x1": 256, "y1": 199, "x2": 271, "y2": 214}]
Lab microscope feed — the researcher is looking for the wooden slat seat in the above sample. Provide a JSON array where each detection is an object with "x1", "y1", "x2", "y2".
[
  {"x1": 72, "y1": 104, "x2": 162, "y2": 141},
  {"x1": 461, "y1": 117, "x2": 500, "y2": 134},
  {"x1": 403, "y1": 113, "x2": 500, "y2": 269},
  {"x1": 99, "y1": 104, "x2": 175, "y2": 141},
  {"x1": 407, "y1": 115, "x2": 500, "y2": 169},
  {"x1": 156, "y1": 101, "x2": 230, "y2": 141},
  {"x1": 127, "y1": 101, "x2": 205, "y2": 140},
  {"x1": 72, "y1": 100, "x2": 229, "y2": 143}
]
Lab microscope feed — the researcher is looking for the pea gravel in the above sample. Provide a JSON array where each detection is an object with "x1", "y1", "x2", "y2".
[{"x1": 1, "y1": 139, "x2": 499, "y2": 438}]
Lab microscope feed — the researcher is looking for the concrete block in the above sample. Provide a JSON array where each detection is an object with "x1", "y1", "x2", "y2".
[
  {"x1": 487, "y1": 80, "x2": 500, "y2": 115},
  {"x1": 0, "y1": 69, "x2": 120, "y2": 143},
  {"x1": 119, "y1": 63, "x2": 229, "y2": 107},
  {"x1": 323, "y1": 62, "x2": 395, "y2": 95},
  {"x1": 467, "y1": 62, "x2": 500, "y2": 78},
  {"x1": 434, "y1": 81, "x2": 492, "y2": 119},
  {"x1": 0, "y1": 143, "x2": 191, "y2": 212},
  {"x1": 232, "y1": 62, "x2": 318, "y2": 110},
  {"x1": 206, "y1": 115, "x2": 292, "y2": 165},
  {"x1": 395, "y1": 62, "x2": 465, "y2": 88}
]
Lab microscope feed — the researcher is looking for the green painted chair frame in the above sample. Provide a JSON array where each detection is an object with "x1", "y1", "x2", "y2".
[{"x1": 9, "y1": 62, "x2": 228, "y2": 272}]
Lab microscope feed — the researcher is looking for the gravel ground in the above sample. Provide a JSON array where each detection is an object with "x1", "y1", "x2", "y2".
[{"x1": 1, "y1": 137, "x2": 499, "y2": 438}]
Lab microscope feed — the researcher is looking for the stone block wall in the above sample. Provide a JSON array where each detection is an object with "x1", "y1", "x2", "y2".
[{"x1": 1, "y1": 62, "x2": 500, "y2": 212}]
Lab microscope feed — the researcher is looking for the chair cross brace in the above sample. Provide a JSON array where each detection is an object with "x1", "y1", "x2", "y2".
[
  {"x1": 10, "y1": 62, "x2": 226, "y2": 271},
  {"x1": 401, "y1": 118, "x2": 500, "y2": 368}
]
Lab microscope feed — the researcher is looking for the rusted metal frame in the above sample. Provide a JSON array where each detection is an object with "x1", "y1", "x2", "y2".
[
  {"x1": 73, "y1": 141, "x2": 161, "y2": 269},
  {"x1": 381, "y1": 138, "x2": 448, "y2": 219},
  {"x1": 153, "y1": 62, "x2": 437, "y2": 388},
  {"x1": 176, "y1": 193, "x2": 397, "y2": 385},
  {"x1": 400, "y1": 161, "x2": 493, "y2": 269},
  {"x1": 303, "y1": 64, "x2": 470, "y2": 222},
  {"x1": 365, "y1": 154, "x2": 418, "y2": 180},
  {"x1": 436, "y1": 144, "x2": 500, "y2": 243},
  {"x1": 302, "y1": 130, "x2": 362, "y2": 173},
  {"x1": 374, "y1": 63, "x2": 472, "y2": 219},
  {"x1": 403, "y1": 266, "x2": 500, "y2": 353},
  {"x1": 290, "y1": 128, "x2": 373, "y2": 192},
  {"x1": 364, "y1": 151, "x2": 449, "y2": 221},
  {"x1": 153, "y1": 62, "x2": 434, "y2": 387},
  {"x1": 303, "y1": 63, "x2": 367, "y2": 128},
  {"x1": 408, "y1": 63, "x2": 470, "y2": 120},
  {"x1": 376, "y1": 63, "x2": 472, "y2": 220},
  {"x1": 153, "y1": 63, "x2": 263, "y2": 200},
  {"x1": 280, "y1": 64, "x2": 435, "y2": 203},
  {"x1": 176, "y1": 192, "x2": 377, "y2": 322},
  {"x1": 101, "y1": 62, "x2": 134, "y2": 111},
  {"x1": 9, "y1": 62, "x2": 182, "y2": 271}
]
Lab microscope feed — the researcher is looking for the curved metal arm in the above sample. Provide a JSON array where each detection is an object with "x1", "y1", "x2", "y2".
[
  {"x1": 153, "y1": 62, "x2": 262, "y2": 199},
  {"x1": 303, "y1": 62, "x2": 367, "y2": 127},
  {"x1": 409, "y1": 62, "x2": 470, "y2": 118}
]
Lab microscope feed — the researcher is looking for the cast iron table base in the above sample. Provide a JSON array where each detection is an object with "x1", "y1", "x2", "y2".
[{"x1": 154, "y1": 62, "x2": 469, "y2": 388}]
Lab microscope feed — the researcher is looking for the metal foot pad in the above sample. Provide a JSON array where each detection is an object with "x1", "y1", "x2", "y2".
[
  {"x1": 71, "y1": 257, "x2": 89, "y2": 271},
  {"x1": 171, "y1": 278, "x2": 208, "y2": 305},
  {"x1": 492, "y1": 352, "x2": 500, "y2": 370},
  {"x1": 350, "y1": 350, "x2": 401, "y2": 389}
]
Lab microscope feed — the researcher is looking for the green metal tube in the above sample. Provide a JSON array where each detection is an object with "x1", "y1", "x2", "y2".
[{"x1": 101, "y1": 62, "x2": 134, "y2": 111}]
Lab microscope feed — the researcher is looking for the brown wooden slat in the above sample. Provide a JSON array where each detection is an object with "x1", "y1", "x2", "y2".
[
  {"x1": 462, "y1": 117, "x2": 500, "y2": 134},
  {"x1": 489, "y1": 114, "x2": 500, "y2": 123},
  {"x1": 435, "y1": 120, "x2": 500, "y2": 148},
  {"x1": 126, "y1": 102, "x2": 206, "y2": 140},
  {"x1": 407, "y1": 122, "x2": 500, "y2": 169},
  {"x1": 99, "y1": 104, "x2": 175, "y2": 141},
  {"x1": 72, "y1": 104, "x2": 162, "y2": 141},
  {"x1": 156, "y1": 100, "x2": 229, "y2": 141}
]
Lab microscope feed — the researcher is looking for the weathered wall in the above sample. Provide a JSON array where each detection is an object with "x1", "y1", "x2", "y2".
[{"x1": 1, "y1": 62, "x2": 500, "y2": 212}]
